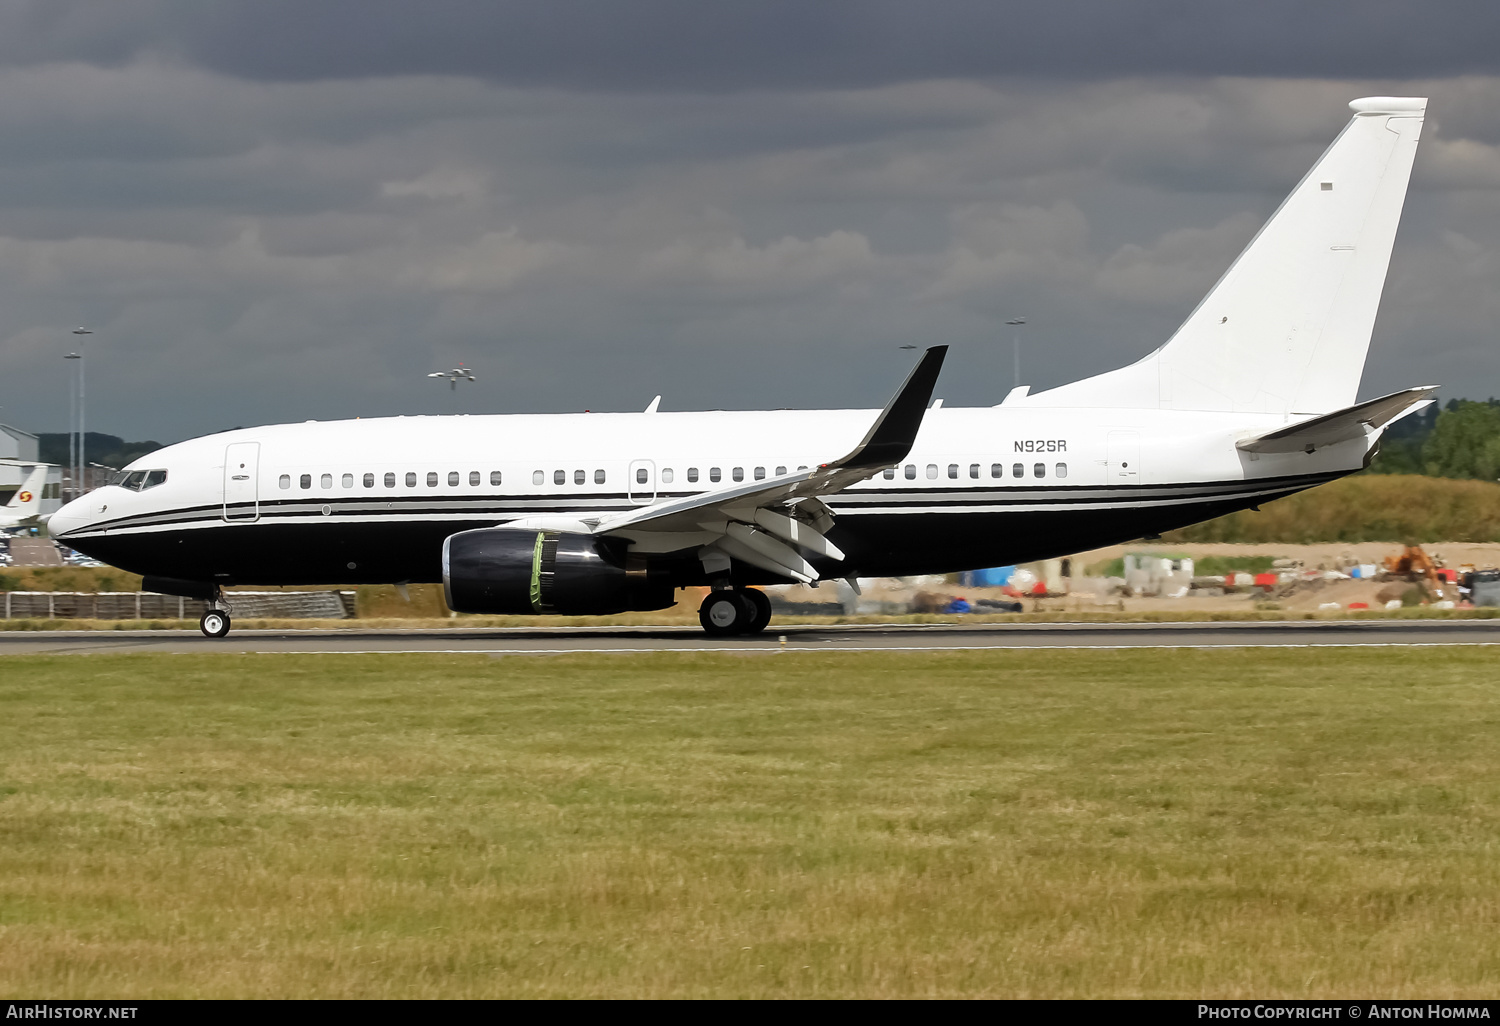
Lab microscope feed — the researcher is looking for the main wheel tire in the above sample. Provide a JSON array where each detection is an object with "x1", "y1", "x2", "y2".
[
  {"x1": 699, "y1": 591, "x2": 754, "y2": 636},
  {"x1": 740, "y1": 588, "x2": 772, "y2": 634},
  {"x1": 200, "y1": 610, "x2": 231, "y2": 638}
]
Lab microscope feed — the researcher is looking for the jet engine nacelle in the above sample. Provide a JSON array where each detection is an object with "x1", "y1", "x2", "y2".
[{"x1": 442, "y1": 527, "x2": 674, "y2": 615}]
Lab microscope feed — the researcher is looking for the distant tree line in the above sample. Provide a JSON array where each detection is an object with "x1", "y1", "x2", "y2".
[
  {"x1": 1366, "y1": 399, "x2": 1500, "y2": 480},
  {"x1": 38, "y1": 432, "x2": 165, "y2": 471}
]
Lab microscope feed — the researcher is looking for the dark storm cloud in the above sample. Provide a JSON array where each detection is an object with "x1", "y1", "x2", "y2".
[
  {"x1": 0, "y1": 3, "x2": 1496, "y2": 444},
  {"x1": 3, "y1": 0, "x2": 1500, "y2": 89}
]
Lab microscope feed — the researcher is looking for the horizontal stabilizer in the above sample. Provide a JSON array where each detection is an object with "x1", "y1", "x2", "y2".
[{"x1": 1237, "y1": 386, "x2": 1436, "y2": 454}]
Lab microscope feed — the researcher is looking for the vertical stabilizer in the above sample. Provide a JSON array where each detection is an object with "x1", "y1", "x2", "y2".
[
  {"x1": 1026, "y1": 97, "x2": 1426, "y2": 414},
  {"x1": 3, "y1": 464, "x2": 47, "y2": 520}
]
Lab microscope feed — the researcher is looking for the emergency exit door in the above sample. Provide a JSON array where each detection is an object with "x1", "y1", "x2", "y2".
[
  {"x1": 628, "y1": 459, "x2": 656, "y2": 504},
  {"x1": 222, "y1": 442, "x2": 260, "y2": 522}
]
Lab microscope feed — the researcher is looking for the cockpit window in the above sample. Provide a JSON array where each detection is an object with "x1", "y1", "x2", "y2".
[{"x1": 114, "y1": 469, "x2": 167, "y2": 492}]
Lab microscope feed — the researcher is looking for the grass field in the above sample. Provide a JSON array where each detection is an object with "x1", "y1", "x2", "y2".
[{"x1": 2, "y1": 650, "x2": 1499, "y2": 998}]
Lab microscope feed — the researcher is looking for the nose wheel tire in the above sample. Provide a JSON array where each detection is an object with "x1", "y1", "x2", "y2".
[{"x1": 200, "y1": 610, "x2": 231, "y2": 638}]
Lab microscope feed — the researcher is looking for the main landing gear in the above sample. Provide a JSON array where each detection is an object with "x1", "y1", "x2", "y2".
[{"x1": 698, "y1": 587, "x2": 773, "y2": 637}]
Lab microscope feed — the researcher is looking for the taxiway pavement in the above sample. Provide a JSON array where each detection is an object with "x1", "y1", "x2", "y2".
[{"x1": 3, "y1": 619, "x2": 1498, "y2": 654}]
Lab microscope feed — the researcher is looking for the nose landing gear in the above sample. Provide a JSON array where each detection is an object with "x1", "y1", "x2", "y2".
[
  {"x1": 698, "y1": 587, "x2": 773, "y2": 637},
  {"x1": 198, "y1": 585, "x2": 232, "y2": 638},
  {"x1": 199, "y1": 608, "x2": 232, "y2": 638}
]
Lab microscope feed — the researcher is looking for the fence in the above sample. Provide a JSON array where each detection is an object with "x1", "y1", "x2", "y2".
[{"x1": 0, "y1": 591, "x2": 356, "y2": 620}]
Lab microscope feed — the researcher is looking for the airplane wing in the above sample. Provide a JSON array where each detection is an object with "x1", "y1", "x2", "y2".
[
  {"x1": 500, "y1": 346, "x2": 947, "y2": 583},
  {"x1": 1237, "y1": 385, "x2": 1437, "y2": 455}
]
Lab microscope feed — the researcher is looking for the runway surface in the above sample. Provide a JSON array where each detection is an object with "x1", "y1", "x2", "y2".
[{"x1": 4, "y1": 619, "x2": 1500, "y2": 654}]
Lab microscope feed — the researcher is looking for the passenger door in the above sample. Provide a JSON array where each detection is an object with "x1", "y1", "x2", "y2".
[{"x1": 222, "y1": 442, "x2": 260, "y2": 522}]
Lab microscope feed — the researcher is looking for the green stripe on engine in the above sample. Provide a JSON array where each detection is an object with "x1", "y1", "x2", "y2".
[{"x1": 529, "y1": 531, "x2": 546, "y2": 612}]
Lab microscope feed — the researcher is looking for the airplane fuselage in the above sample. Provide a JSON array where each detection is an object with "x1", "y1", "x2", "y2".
[{"x1": 49, "y1": 404, "x2": 1359, "y2": 587}]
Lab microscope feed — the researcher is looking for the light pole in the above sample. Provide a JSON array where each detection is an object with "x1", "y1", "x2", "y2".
[
  {"x1": 1005, "y1": 317, "x2": 1026, "y2": 390},
  {"x1": 68, "y1": 327, "x2": 92, "y2": 498},
  {"x1": 428, "y1": 364, "x2": 476, "y2": 393},
  {"x1": 64, "y1": 352, "x2": 80, "y2": 500}
]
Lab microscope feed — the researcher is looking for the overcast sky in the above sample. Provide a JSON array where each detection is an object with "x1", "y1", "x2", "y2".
[{"x1": 1, "y1": 0, "x2": 1499, "y2": 444}]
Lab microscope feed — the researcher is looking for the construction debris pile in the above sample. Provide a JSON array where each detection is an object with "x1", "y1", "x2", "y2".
[
  {"x1": 763, "y1": 545, "x2": 1500, "y2": 617},
  {"x1": 1092, "y1": 545, "x2": 1499, "y2": 611}
]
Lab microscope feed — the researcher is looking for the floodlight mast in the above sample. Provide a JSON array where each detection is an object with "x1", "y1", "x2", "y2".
[
  {"x1": 73, "y1": 328, "x2": 91, "y2": 497},
  {"x1": 427, "y1": 364, "x2": 477, "y2": 392}
]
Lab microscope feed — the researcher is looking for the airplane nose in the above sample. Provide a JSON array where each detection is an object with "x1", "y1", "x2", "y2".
[{"x1": 47, "y1": 496, "x2": 92, "y2": 539}]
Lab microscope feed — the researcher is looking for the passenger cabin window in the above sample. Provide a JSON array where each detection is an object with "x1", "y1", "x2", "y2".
[
  {"x1": 991, "y1": 464, "x2": 1004, "y2": 478},
  {"x1": 1012, "y1": 463, "x2": 1024, "y2": 478},
  {"x1": 427, "y1": 472, "x2": 439, "y2": 487},
  {"x1": 754, "y1": 466, "x2": 765, "y2": 480},
  {"x1": 1056, "y1": 463, "x2": 1068, "y2": 479},
  {"x1": 732, "y1": 467, "x2": 744, "y2": 482},
  {"x1": 574, "y1": 469, "x2": 585, "y2": 485},
  {"x1": 594, "y1": 469, "x2": 605, "y2": 484},
  {"x1": 384, "y1": 473, "x2": 396, "y2": 488},
  {"x1": 969, "y1": 464, "x2": 980, "y2": 479},
  {"x1": 662, "y1": 468, "x2": 674, "y2": 484},
  {"x1": 300, "y1": 474, "x2": 312, "y2": 489},
  {"x1": 904, "y1": 464, "x2": 916, "y2": 480},
  {"x1": 363, "y1": 473, "x2": 374, "y2": 488},
  {"x1": 490, "y1": 471, "x2": 502, "y2": 486},
  {"x1": 1034, "y1": 463, "x2": 1046, "y2": 479},
  {"x1": 776, "y1": 466, "x2": 787, "y2": 476},
  {"x1": 710, "y1": 468, "x2": 722, "y2": 482},
  {"x1": 533, "y1": 471, "x2": 544, "y2": 485},
  {"x1": 883, "y1": 468, "x2": 895, "y2": 480},
  {"x1": 469, "y1": 471, "x2": 480, "y2": 486},
  {"x1": 342, "y1": 473, "x2": 354, "y2": 488},
  {"x1": 554, "y1": 470, "x2": 566, "y2": 485},
  {"x1": 926, "y1": 464, "x2": 938, "y2": 480},
  {"x1": 321, "y1": 473, "x2": 332, "y2": 489},
  {"x1": 687, "y1": 468, "x2": 699, "y2": 483},
  {"x1": 405, "y1": 472, "x2": 417, "y2": 487},
  {"x1": 279, "y1": 475, "x2": 291, "y2": 489},
  {"x1": 448, "y1": 471, "x2": 460, "y2": 486},
  {"x1": 948, "y1": 464, "x2": 959, "y2": 479},
  {"x1": 635, "y1": 468, "x2": 648, "y2": 484}
]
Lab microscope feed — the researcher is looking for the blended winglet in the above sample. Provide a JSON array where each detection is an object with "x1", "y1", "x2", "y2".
[{"x1": 831, "y1": 345, "x2": 948, "y2": 470}]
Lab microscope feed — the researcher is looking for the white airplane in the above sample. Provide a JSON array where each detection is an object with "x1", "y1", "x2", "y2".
[
  {"x1": 50, "y1": 96, "x2": 1431, "y2": 639},
  {"x1": 0, "y1": 462, "x2": 50, "y2": 532}
]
